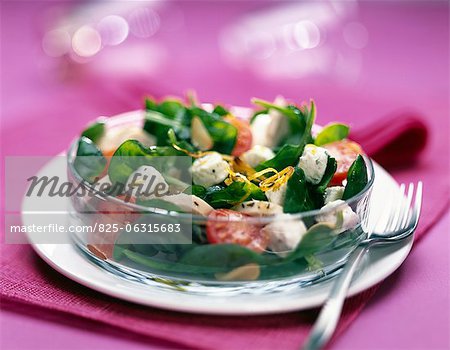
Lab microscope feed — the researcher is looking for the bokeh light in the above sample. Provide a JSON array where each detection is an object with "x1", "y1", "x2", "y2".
[
  {"x1": 97, "y1": 15, "x2": 129, "y2": 46},
  {"x1": 72, "y1": 25, "x2": 102, "y2": 57},
  {"x1": 42, "y1": 29, "x2": 71, "y2": 57},
  {"x1": 343, "y1": 22, "x2": 369, "y2": 49},
  {"x1": 128, "y1": 8, "x2": 160, "y2": 38},
  {"x1": 293, "y1": 20, "x2": 321, "y2": 49}
]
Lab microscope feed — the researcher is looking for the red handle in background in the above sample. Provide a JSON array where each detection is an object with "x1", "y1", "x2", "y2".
[{"x1": 350, "y1": 113, "x2": 429, "y2": 169}]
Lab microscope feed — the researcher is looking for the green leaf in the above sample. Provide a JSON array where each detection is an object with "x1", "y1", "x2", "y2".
[
  {"x1": 286, "y1": 223, "x2": 336, "y2": 261},
  {"x1": 314, "y1": 123, "x2": 349, "y2": 146},
  {"x1": 342, "y1": 155, "x2": 368, "y2": 200},
  {"x1": 74, "y1": 137, "x2": 107, "y2": 183},
  {"x1": 144, "y1": 98, "x2": 191, "y2": 146},
  {"x1": 190, "y1": 107, "x2": 237, "y2": 154},
  {"x1": 283, "y1": 167, "x2": 316, "y2": 213},
  {"x1": 315, "y1": 156, "x2": 337, "y2": 194},
  {"x1": 81, "y1": 121, "x2": 105, "y2": 144},
  {"x1": 307, "y1": 155, "x2": 337, "y2": 208},
  {"x1": 183, "y1": 185, "x2": 207, "y2": 198},
  {"x1": 180, "y1": 244, "x2": 263, "y2": 270},
  {"x1": 204, "y1": 181, "x2": 266, "y2": 209},
  {"x1": 251, "y1": 99, "x2": 316, "y2": 147},
  {"x1": 107, "y1": 140, "x2": 179, "y2": 186},
  {"x1": 212, "y1": 105, "x2": 229, "y2": 116},
  {"x1": 256, "y1": 144, "x2": 304, "y2": 172}
]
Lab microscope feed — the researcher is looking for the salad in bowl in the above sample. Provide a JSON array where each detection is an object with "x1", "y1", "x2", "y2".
[{"x1": 67, "y1": 95, "x2": 373, "y2": 287}]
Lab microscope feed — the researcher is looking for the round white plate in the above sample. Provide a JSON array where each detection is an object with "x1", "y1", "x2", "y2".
[{"x1": 23, "y1": 157, "x2": 413, "y2": 315}]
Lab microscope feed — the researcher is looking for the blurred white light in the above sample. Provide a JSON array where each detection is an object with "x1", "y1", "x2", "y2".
[
  {"x1": 245, "y1": 31, "x2": 276, "y2": 60},
  {"x1": 128, "y1": 8, "x2": 160, "y2": 38},
  {"x1": 42, "y1": 29, "x2": 71, "y2": 57},
  {"x1": 343, "y1": 22, "x2": 369, "y2": 49},
  {"x1": 72, "y1": 25, "x2": 102, "y2": 57},
  {"x1": 293, "y1": 20, "x2": 321, "y2": 49},
  {"x1": 97, "y1": 15, "x2": 129, "y2": 46}
]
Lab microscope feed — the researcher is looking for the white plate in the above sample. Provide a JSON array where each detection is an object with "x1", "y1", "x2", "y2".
[{"x1": 23, "y1": 157, "x2": 413, "y2": 315}]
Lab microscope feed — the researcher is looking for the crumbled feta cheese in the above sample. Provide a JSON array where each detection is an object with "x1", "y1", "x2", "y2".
[
  {"x1": 316, "y1": 200, "x2": 359, "y2": 231},
  {"x1": 298, "y1": 144, "x2": 329, "y2": 185},
  {"x1": 191, "y1": 152, "x2": 229, "y2": 188},
  {"x1": 98, "y1": 126, "x2": 155, "y2": 153},
  {"x1": 265, "y1": 182, "x2": 287, "y2": 206},
  {"x1": 241, "y1": 145, "x2": 275, "y2": 168},
  {"x1": 324, "y1": 186, "x2": 345, "y2": 204},
  {"x1": 251, "y1": 97, "x2": 290, "y2": 148},
  {"x1": 125, "y1": 166, "x2": 169, "y2": 199},
  {"x1": 262, "y1": 215, "x2": 307, "y2": 257}
]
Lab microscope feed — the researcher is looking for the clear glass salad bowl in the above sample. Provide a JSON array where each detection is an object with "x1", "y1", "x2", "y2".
[{"x1": 67, "y1": 110, "x2": 374, "y2": 294}]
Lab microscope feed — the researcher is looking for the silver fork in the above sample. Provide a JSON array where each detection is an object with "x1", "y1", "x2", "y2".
[{"x1": 303, "y1": 181, "x2": 423, "y2": 350}]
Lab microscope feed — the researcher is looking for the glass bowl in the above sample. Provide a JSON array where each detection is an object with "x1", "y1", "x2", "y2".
[{"x1": 67, "y1": 110, "x2": 375, "y2": 294}]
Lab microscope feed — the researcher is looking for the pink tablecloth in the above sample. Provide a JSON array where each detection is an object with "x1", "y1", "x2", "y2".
[{"x1": 1, "y1": 1, "x2": 449, "y2": 349}]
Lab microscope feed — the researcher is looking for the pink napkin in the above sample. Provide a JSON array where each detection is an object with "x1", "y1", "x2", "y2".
[{"x1": 1, "y1": 101, "x2": 448, "y2": 349}]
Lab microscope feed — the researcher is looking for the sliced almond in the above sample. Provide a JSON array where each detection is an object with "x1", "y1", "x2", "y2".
[
  {"x1": 215, "y1": 263, "x2": 261, "y2": 281},
  {"x1": 191, "y1": 116, "x2": 213, "y2": 151}
]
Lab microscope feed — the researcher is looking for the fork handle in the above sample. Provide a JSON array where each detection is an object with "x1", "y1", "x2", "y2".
[{"x1": 302, "y1": 245, "x2": 369, "y2": 350}]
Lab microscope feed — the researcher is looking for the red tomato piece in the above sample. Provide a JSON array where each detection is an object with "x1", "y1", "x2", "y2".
[
  {"x1": 224, "y1": 116, "x2": 253, "y2": 156},
  {"x1": 323, "y1": 140, "x2": 363, "y2": 186},
  {"x1": 206, "y1": 209, "x2": 268, "y2": 253}
]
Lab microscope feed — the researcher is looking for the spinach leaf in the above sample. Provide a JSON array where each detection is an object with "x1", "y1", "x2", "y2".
[
  {"x1": 212, "y1": 105, "x2": 229, "y2": 116},
  {"x1": 314, "y1": 123, "x2": 349, "y2": 146},
  {"x1": 283, "y1": 156, "x2": 337, "y2": 212},
  {"x1": 183, "y1": 185, "x2": 207, "y2": 198},
  {"x1": 144, "y1": 98, "x2": 191, "y2": 145},
  {"x1": 252, "y1": 99, "x2": 316, "y2": 146},
  {"x1": 204, "y1": 181, "x2": 266, "y2": 209},
  {"x1": 167, "y1": 128, "x2": 197, "y2": 153},
  {"x1": 180, "y1": 244, "x2": 263, "y2": 270},
  {"x1": 81, "y1": 121, "x2": 105, "y2": 143},
  {"x1": 74, "y1": 137, "x2": 107, "y2": 183},
  {"x1": 256, "y1": 144, "x2": 304, "y2": 172},
  {"x1": 286, "y1": 223, "x2": 336, "y2": 261},
  {"x1": 342, "y1": 155, "x2": 368, "y2": 200},
  {"x1": 315, "y1": 156, "x2": 337, "y2": 193},
  {"x1": 305, "y1": 155, "x2": 337, "y2": 209},
  {"x1": 283, "y1": 167, "x2": 315, "y2": 213},
  {"x1": 107, "y1": 139, "x2": 179, "y2": 186},
  {"x1": 190, "y1": 107, "x2": 237, "y2": 154}
]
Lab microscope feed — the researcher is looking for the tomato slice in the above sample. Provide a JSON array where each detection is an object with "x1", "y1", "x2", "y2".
[
  {"x1": 224, "y1": 116, "x2": 253, "y2": 156},
  {"x1": 323, "y1": 140, "x2": 363, "y2": 186},
  {"x1": 206, "y1": 209, "x2": 268, "y2": 253}
]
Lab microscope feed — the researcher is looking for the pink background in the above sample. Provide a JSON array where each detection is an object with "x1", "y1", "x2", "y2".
[{"x1": 1, "y1": 1, "x2": 449, "y2": 349}]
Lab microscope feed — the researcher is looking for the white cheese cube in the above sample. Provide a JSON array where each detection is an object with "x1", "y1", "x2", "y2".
[
  {"x1": 262, "y1": 215, "x2": 307, "y2": 257},
  {"x1": 125, "y1": 166, "x2": 168, "y2": 199},
  {"x1": 241, "y1": 145, "x2": 275, "y2": 168},
  {"x1": 316, "y1": 200, "x2": 359, "y2": 231},
  {"x1": 191, "y1": 152, "x2": 229, "y2": 188},
  {"x1": 324, "y1": 186, "x2": 345, "y2": 204},
  {"x1": 298, "y1": 144, "x2": 329, "y2": 185},
  {"x1": 265, "y1": 182, "x2": 287, "y2": 206},
  {"x1": 251, "y1": 96, "x2": 290, "y2": 148}
]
